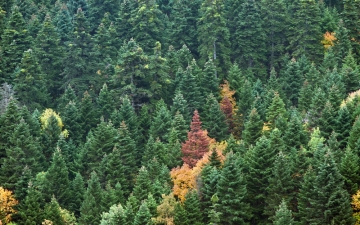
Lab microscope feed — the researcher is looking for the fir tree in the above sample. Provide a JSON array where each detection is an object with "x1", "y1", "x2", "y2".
[
  {"x1": 13, "y1": 49, "x2": 49, "y2": 110},
  {"x1": 281, "y1": 58, "x2": 303, "y2": 106},
  {"x1": 341, "y1": 50, "x2": 360, "y2": 93},
  {"x1": 69, "y1": 172, "x2": 85, "y2": 217},
  {"x1": 217, "y1": 153, "x2": 252, "y2": 224},
  {"x1": 79, "y1": 91, "x2": 98, "y2": 141},
  {"x1": 0, "y1": 6, "x2": 32, "y2": 83},
  {"x1": 197, "y1": 0, "x2": 231, "y2": 78},
  {"x1": 79, "y1": 171, "x2": 103, "y2": 225},
  {"x1": 44, "y1": 148, "x2": 71, "y2": 208},
  {"x1": 44, "y1": 197, "x2": 65, "y2": 225},
  {"x1": 202, "y1": 93, "x2": 229, "y2": 141},
  {"x1": 149, "y1": 103, "x2": 172, "y2": 142},
  {"x1": 335, "y1": 106, "x2": 352, "y2": 149},
  {"x1": 17, "y1": 185, "x2": 45, "y2": 225},
  {"x1": 273, "y1": 200, "x2": 294, "y2": 225},
  {"x1": 339, "y1": 148, "x2": 360, "y2": 195},
  {"x1": 54, "y1": 3, "x2": 72, "y2": 42},
  {"x1": 183, "y1": 190, "x2": 204, "y2": 225},
  {"x1": 96, "y1": 83, "x2": 115, "y2": 122},
  {"x1": 242, "y1": 108, "x2": 263, "y2": 147},
  {"x1": 133, "y1": 201, "x2": 152, "y2": 225},
  {"x1": 266, "y1": 92, "x2": 287, "y2": 129},
  {"x1": 132, "y1": 167, "x2": 153, "y2": 205}
]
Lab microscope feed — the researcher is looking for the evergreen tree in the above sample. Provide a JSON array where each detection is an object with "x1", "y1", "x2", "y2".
[
  {"x1": 79, "y1": 91, "x2": 98, "y2": 141},
  {"x1": 44, "y1": 197, "x2": 65, "y2": 225},
  {"x1": 14, "y1": 166, "x2": 32, "y2": 201},
  {"x1": 261, "y1": 0, "x2": 289, "y2": 69},
  {"x1": 339, "y1": 148, "x2": 360, "y2": 195},
  {"x1": 264, "y1": 152, "x2": 294, "y2": 221},
  {"x1": 128, "y1": 0, "x2": 166, "y2": 53},
  {"x1": 100, "y1": 203, "x2": 127, "y2": 225},
  {"x1": 281, "y1": 58, "x2": 303, "y2": 106},
  {"x1": 171, "y1": 111, "x2": 189, "y2": 143},
  {"x1": 0, "y1": 119, "x2": 43, "y2": 190},
  {"x1": 217, "y1": 153, "x2": 251, "y2": 224},
  {"x1": 17, "y1": 185, "x2": 45, "y2": 225},
  {"x1": 201, "y1": 59, "x2": 219, "y2": 97},
  {"x1": 132, "y1": 167, "x2": 153, "y2": 207},
  {"x1": 197, "y1": 0, "x2": 231, "y2": 78},
  {"x1": 0, "y1": 6, "x2": 32, "y2": 83},
  {"x1": 273, "y1": 200, "x2": 294, "y2": 225},
  {"x1": 183, "y1": 190, "x2": 204, "y2": 225},
  {"x1": 54, "y1": 3, "x2": 72, "y2": 42},
  {"x1": 284, "y1": 110, "x2": 307, "y2": 150},
  {"x1": 246, "y1": 135, "x2": 276, "y2": 223},
  {"x1": 133, "y1": 201, "x2": 152, "y2": 225},
  {"x1": 170, "y1": 0, "x2": 201, "y2": 55},
  {"x1": 233, "y1": 0, "x2": 266, "y2": 77},
  {"x1": 335, "y1": 106, "x2": 352, "y2": 149},
  {"x1": 69, "y1": 172, "x2": 85, "y2": 217},
  {"x1": 333, "y1": 20, "x2": 352, "y2": 66},
  {"x1": 202, "y1": 93, "x2": 229, "y2": 141},
  {"x1": 43, "y1": 148, "x2": 71, "y2": 208},
  {"x1": 288, "y1": 0, "x2": 323, "y2": 62},
  {"x1": 97, "y1": 83, "x2": 115, "y2": 122},
  {"x1": 177, "y1": 64, "x2": 204, "y2": 114},
  {"x1": 62, "y1": 101, "x2": 82, "y2": 145},
  {"x1": 200, "y1": 165, "x2": 220, "y2": 222},
  {"x1": 342, "y1": 0, "x2": 360, "y2": 55},
  {"x1": 105, "y1": 146, "x2": 127, "y2": 191},
  {"x1": 13, "y1": 49, "x2": 49, "y2": 110},
  {"x1": 341, "y1": 50, "x2": 360, "y2": 93},
  {"x1": 149, "y1": 103, "x2": 172, "y2": 142},
  {"x1": 34, "y1": 13, "x2": 64, "y2": 101},
  {"x1": 266, "y1": 92, "x2": 287, "y2": 129},
  {"x1": 79, "y1": 171, "x2": 103, "y2": 225},
  {"x1": 171, "y1": 91, "x2": 190, "y2": 121},
  {"x1": 62, "y1": 8, "x2": 97, "y2": 95},
  {"x1": 242, "y1": 108, "x2": 263, "y2": 147}
]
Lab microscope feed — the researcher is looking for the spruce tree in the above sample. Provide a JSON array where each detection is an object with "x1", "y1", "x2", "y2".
[
  {"x1": 44, "y1": 197, "x2": 65, "y2": 225},
  {"x1": 171, "y1": 91, "x2": 190, "y2": 122},
  {"x1": 341, "y1": 50, "x2": 360, "y2": 93},
  {"x1": 340, "y1": 148, "x2": 360, "y2": 195},
  {"x1": 200, "y1": 165, "x2": 220, "y2": 222},
  {"x1": 133, "y1": 201, "x2": 152, "y2": 225},
  {"x1": 335, "y1": 106, "x2": 352, "y2": 149},
  {"x1": 54, "y1": 3, "x2": 72, "y2": 42},
  {"x1": 69, "y1": 172, "x2": 85, "y2": 217},
  {"x1": 132, "y1": 167, "x2": 153, "y2": 206},
  {"x1": 96, "y1": 83, "x2": 115, "y2": 122},
  {"x1": 79, "y1": 91, "x2": 98, "y2": 141},
  {"x1": 17, "y1": 185, "x2": 45, "y2": 225},
  {"x1": 149, "y1": 103, "x2": 172, "y2": 142},
  {"x1": 266, "y1": 92, "x2": 287, "y2": 129},
  {"x1": 281, "y1": 58, "x2": 303, "y2": 106},
  {"x1": 171, "y1": 111, "x2": 189, "y2": 143},
  {"x1": 105, "y1": 145, "x2": 127, "y2": 191},
  {"x1": 333, "y1": 20, "x2": 352, "y2": 66}
]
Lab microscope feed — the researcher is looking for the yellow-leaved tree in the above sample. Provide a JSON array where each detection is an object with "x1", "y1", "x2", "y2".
[
  {"x1": 0, "y1": 187, "x2": 18, "y2": 224},
  {"x1": 40, "y1": 108, "x2": 69, "y2": 137},
  {"x1": 352, "y1": 190, "x2": 360, "y2": 224},
  {"x1": 152, "y1": 194, "x2": 177, "y2": 225}
]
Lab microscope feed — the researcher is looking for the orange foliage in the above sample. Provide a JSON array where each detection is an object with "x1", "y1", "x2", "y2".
[
  {"x1": 220, "y1": 80, "x2": 236, "y2": 110},
  {"x1": 171, "y1": 141, "x2": 225, "y2": 202},
  {"x1": 0, "y1": 187, "x2": 18, "y2": 224},
  {"x1": 321, "y1": 31, "x2": 336, "y2": 49},
  {"x1": 170, "y1": 164, "x2": 196, "y2": 202},
  {"x1": 352, "y1": 190, "x2": 360, "y2": 224}
]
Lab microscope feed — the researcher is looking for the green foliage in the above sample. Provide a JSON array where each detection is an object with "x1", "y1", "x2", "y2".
[{"x1": 242, "y1": 108, "x2": 263, "y2": 147}]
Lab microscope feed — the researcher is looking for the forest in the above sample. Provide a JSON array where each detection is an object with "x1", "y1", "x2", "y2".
[{"x1": 1, "y1": 0, "x2": 360, "y2": 224}]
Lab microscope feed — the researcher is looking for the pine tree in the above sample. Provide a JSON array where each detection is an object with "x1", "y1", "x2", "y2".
[
  {"x1": 54, "y1": 3, "x2": 72, "y2": 42},
  {"x1": 181, "y1": 110, "x2": 210, "y2": 168},
  {"x1": 14, "y1": 166, "x2": 32, "y2": 201},
  {"x1": 87, "y1": 0, "x2": 120, "y2": 32},
  {"x1": 242, "y1": 108, "x2": 263, "y2": 147},
  {"x1": 79, "y1": 91, "x2": 98, "y2": 141},
  {"x1": 44, "y1": 197, "x2": 65, "y2": 225},
  {"x1": 170, "y1": 0, "x2": 201, "y2": 55},
  {"x1": 79, "y1": 171, "x2": 103, "y2": 225},
  {"x1": 341, "y1": 50, "x2": 360, "y2": 93},
  {"x1": 171, "y1": 91, "x2": 190, "y2": 121},
  {"x1": 100, "y1": 203, "x2": 127, "y2": 225},
  {"x1": 17, "y1": 185, "x2": 45, "y2": 225},
  {"x1": 197, "y1": 0, "x2": 231, "y2": 78},
  {"x1": 0, "y1": 6, "x2": 32, "y2": 83},
  {"x1": 106, "y1": 146, "x2": 127, "y2": 191},
  {"x1": 200, "y1": 165, "x2": 220, "y2": 223},
  {"x1": 171, "y1": 111, "x2": 189, "y2": 143},
  {"x1": 62, "y1": 101, "x2": 82, "y2": 145},
  {"x1": 217, "y1": 153, "x2": 252, "y2": 224},
  {"x1": 43, "y1": 148, "x2": 71, "y2": 208},
  {"x1": 201, "y1": 59, "x2": 220, "y2": 97},
  {"x1": 342, "y1": 0, "x2": 360, "y2": 55},
  {"x1": 335, "y1": 106, "x2": 352, "y2": 149},
  {"x1": 202, "y1": 93, "x2": 229, "y2": 141},
  {"x1": 273, "y1": 200, "x2": 294, "y2": 225},
  {"x1": 284, "y1": 110, "x2": 307, "y2": 150},
  {"x1": 281, "y1": 58, "x2": 303, "y2": 106},
  {"x1": 333, "y1": 20, "x2": 352, "y2": 66},
  {"x1": 167, "y1": 128, "x2": 183, "y2": 168}
]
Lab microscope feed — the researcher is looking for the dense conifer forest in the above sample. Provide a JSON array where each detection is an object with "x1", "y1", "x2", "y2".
[{"x1": 2, "y1": 0, "x2": 360, "y2": 224}]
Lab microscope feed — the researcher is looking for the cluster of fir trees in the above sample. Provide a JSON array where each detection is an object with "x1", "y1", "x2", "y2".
[{"x1": 1, "y1": 0, "x2": 360, "y2": 224}]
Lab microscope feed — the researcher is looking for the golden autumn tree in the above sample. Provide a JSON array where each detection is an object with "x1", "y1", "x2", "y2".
[
  {"x1": 152, "y1": 193, "x2": 177, "y2": 225},
  {"x1": 0, "y1": 187, "x2": 18, "y2": 224},
  {"x1": 352, "y1": 190, "x2": 360, "y2": 224},
  {"x1": 170, "y1": 164, "x2": 196, "y2": 202},
  {"x1": 321, "y1": 31, "x2": 336, "y2": 49}
]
